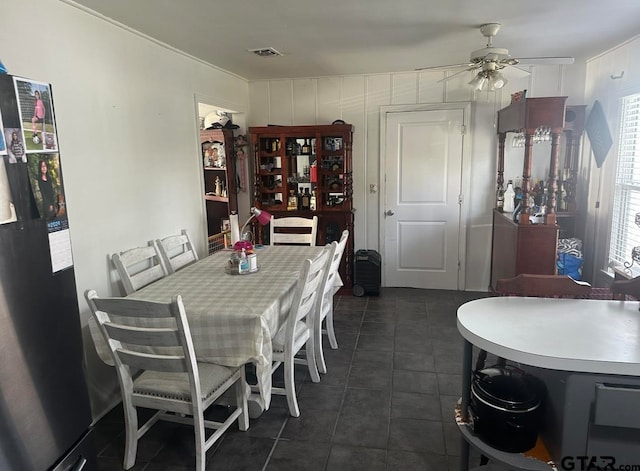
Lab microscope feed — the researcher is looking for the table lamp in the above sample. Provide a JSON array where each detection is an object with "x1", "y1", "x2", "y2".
[{"x1": 233, "y1": 207, "x2": 272, "y2": 252}]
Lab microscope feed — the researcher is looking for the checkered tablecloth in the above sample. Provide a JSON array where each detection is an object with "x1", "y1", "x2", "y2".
[{"x1": 126, "y1": 245, "x2": 324, "y2": 409}]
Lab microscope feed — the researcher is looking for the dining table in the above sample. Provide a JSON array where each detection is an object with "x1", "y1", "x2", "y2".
[{"x1": 96, "y1": 244, "x2": 327, "y2": 417}]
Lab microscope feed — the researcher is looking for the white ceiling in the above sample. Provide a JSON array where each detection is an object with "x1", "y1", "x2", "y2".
[{"x1": 68, "y1": 0, "x2": 640, "y2": 80}]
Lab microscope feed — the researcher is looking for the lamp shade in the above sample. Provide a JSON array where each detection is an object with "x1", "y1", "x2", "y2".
[{"x1": 254, "y1": 208, "x2": 272, "y2": 225}]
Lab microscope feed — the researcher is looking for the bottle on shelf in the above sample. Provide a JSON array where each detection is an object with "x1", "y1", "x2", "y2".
[
  {"x1": 539, "y1": 180, "x2": 548, "y2": 214},
  {"x1": 301, "y1": 188, "x2": 311, "y2": 210},
  {"x1": 310, "y1": 189, "x2": 317, "y2": 211},
  {"x1": 287, "y1": 189, "x2": 298, "y2": 211},
  {"x1": 558, "y1": 182, "x2": 567, "y2": 211},
  {"x1": 496, "y1": 184, "x2": 505, "y2": 212},
  {"x1": 301, "y1": 139, "x2": 310, "y2": 154},
  {"x1": 310, "y1": 162, "x2": 317, "y2": 183},
  {"x1": 514, "y1": 178, "x2": 523, "y2": 208},
  {"x1": 503, "y1": 180, "x2": 515, "y2": 213},
  {"x1": 531, "y1": 179, "x2": 540, "y2": 205}
]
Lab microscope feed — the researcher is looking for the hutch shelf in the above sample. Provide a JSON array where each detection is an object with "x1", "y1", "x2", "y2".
[
  {"x1": 201, "y1": 128, "x2": 238, "y2": 249},
  {"x1": 249, "y1": 124, "x2": 354, "y2": 291},
  {"x1": 490, "y1": 97, "x2": 586, "y2": 291}
]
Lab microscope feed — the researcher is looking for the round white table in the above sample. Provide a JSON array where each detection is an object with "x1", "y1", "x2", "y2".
[{"x1": 456, "y1": 296, "x2": 640, "y2": 470}]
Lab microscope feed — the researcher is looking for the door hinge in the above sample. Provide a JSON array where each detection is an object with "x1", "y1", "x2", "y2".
[
  {"x1": 460, "y1": 124, "x2": 466, "y2": 135},
  {"x1": 458, "y1": 194, "x2": 463, "y2": 205}
]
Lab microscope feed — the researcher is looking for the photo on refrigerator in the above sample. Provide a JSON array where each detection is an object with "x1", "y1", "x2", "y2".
[{"x1": 13, "y1": 77, "x2": 58, "y2": 153}]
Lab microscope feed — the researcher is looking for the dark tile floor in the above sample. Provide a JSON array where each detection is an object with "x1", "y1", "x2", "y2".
[{"x1": 93, "y1": 288, "x2": 488, "y2": 470}]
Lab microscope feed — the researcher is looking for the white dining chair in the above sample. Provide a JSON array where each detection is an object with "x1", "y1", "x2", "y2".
[
  {"x1": 111, "y1": 242, "x2": 168, "y2": 295},
  {"x1": 86, "y1": 314, "x2": 115, "y2": 367},
  {"x1": 85, "y1": 290, "x2": 248, "y2": 471},
  {"x1": 156, "y1": 229, "x2": 199, "y2": 274},
  {"x1": 314, "y1": 229, "x2": 349, "y2": 374},
  {"x1": 269, "y1": 215, "x2": 318, "y2": 246},
  {"x1": 268, "y1": 246, "x2": 329, "y2": 417}
]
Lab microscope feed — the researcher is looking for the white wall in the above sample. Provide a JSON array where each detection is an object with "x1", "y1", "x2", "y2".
[
  {"x1": 582, "y1": 35, "x2": 640, "y2": 285},
  {"x1": 1, "y1": 0, "x2": 249, "y2": 419},
  {"x1": 248, "y1": 65, "x2": 585, "y2": 291}
]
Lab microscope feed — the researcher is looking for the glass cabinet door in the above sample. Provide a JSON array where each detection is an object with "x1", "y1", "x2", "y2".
[
  {"x1": 317, "y1": 133, "x2": 348, "y2": 211},
  {"x1": 255, "y1": 136, "x2": 284, "y2": 210},
  {"x1": 284, "y1": 136, "x2": 316, "y2": 211}
]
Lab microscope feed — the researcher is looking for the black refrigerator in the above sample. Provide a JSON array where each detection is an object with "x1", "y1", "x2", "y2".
[{"x1": 0, "y1": 73, "x2": 95, "y2": 470}]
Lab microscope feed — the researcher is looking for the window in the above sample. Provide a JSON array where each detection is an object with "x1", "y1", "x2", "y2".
[{"x1": 609, "y1": 93, "x2": 640, "y2": 268}]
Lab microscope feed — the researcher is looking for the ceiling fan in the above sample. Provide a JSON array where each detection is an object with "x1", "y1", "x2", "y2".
[{"x1": 419, "y1": 23, "x2": 575, "y2": 91}]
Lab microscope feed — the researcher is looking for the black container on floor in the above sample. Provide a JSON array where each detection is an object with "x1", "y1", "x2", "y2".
[
  {"x1": 469, "y1": 365, "x2": 545, "y2": 453},
  {"x1": 353, "y1": 250, "x2": 381, "y2": 296}
]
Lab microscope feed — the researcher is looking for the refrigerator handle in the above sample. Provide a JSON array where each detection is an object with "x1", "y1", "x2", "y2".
[{"x1": 69, "y1": 456, "x2": 88, "y2": 471}]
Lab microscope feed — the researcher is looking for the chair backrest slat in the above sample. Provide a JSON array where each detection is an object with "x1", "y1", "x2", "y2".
[
  {"x1": 103, "y1": 323, "x2": 181, "y2": 347},
  {"x1": 116, "y1": 349, "x2": 187, "y2": 372},
  {"x1": 112, "y1": 242, "x2": 168, "y2": 295},
  {"x1": 156, "y1": 229, "x2": 199, "y2": 274},
  {"x1": 495, "y1": 274, "x2": 593, "y2": 298},
  {"x1": 270, "y1": 216, "x2": 318, "y2": 246},
  {"x1": 93, "y1": 296, "x2": 174, "y2": 318}
]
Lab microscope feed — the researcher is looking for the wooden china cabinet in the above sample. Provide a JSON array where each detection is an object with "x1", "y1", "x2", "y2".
[
  {"x1": 490, "y1": 97, "x2": 586, "y2": 291},
  {"x1": 248, "y1": 124, "x2": 354, "y2": 291},
  {"x1": 201, "y1": 128, "x2": 237, "y2": 241}
]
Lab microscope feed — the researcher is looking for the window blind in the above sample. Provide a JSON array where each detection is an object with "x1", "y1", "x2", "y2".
[{"x1": 609, "y1": 93, "x2": 640, "y2": 267}]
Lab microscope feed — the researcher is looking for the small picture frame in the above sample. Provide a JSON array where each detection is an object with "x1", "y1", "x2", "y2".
[
  {"x1": 511, "y1": 90, "x2": 527, "y2": 104},
  {"x1": 221, "y1": 219, "x2": 230, "y2": 231}
]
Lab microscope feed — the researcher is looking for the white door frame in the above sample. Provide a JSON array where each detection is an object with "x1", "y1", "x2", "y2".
[{"x1": 379, "y1": 102, "x2": 473, "y2": 290}]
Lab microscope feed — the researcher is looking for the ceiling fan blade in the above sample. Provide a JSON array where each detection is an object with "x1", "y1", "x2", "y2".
[
  {"x1": 436, "y1": 66, "x2": 477, "y2": 83},
  {"x1": 515, "y1": 57, "x2": 575, "y2": 65},
  {"x1": 502, "y1": 63, "x2": 531, "y2": 79},
  {"x1": 415, "y1": 62, "x2": 471, "y2": 72}
]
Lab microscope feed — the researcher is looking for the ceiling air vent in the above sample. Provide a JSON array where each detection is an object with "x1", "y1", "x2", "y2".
[{"x1": 248, "y1": 47, "x2": 283, "y2": 57}]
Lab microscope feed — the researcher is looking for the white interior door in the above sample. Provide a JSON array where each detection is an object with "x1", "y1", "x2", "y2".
[{"x1": 382, "y1": 107, "x2": 467, "y2": 290}]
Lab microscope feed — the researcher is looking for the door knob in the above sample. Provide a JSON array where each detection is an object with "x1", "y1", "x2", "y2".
[{"x1": 385, "y1": 210, "x2": 395, "y2": 216}]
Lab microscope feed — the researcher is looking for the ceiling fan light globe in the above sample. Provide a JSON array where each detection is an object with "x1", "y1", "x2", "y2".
[
  {"x1": 468, "y1": 72, "x2": 488, "y2": 91},
  {"x1": 489, "y1": 72, "x2": 507, "y2": 90}
]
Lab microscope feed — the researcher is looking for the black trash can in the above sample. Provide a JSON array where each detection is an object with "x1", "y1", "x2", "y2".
[{"x1": 353, "y1": 250, "x2": 381, "y2": 296}]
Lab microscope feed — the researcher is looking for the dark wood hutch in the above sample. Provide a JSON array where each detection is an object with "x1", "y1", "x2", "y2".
[
  {"x1": 490, "y1": 97, "x2": 586, "y2": 291},
  {"x1": 248, "y1": 124, "x2": 354, "y2": 291}
]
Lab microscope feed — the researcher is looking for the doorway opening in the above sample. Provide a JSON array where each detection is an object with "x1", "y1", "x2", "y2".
[{"x1": 196, "y1": 101, "x2": 249, "y2": 254}]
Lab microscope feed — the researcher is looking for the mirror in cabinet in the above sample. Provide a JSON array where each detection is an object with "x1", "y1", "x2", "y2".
[
  {"x1": 496, "y1": 102, "x2": 586, "y2": 239},
  {"x1": 496, "y1": 96, "x2": 568, "y2": 226}
]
